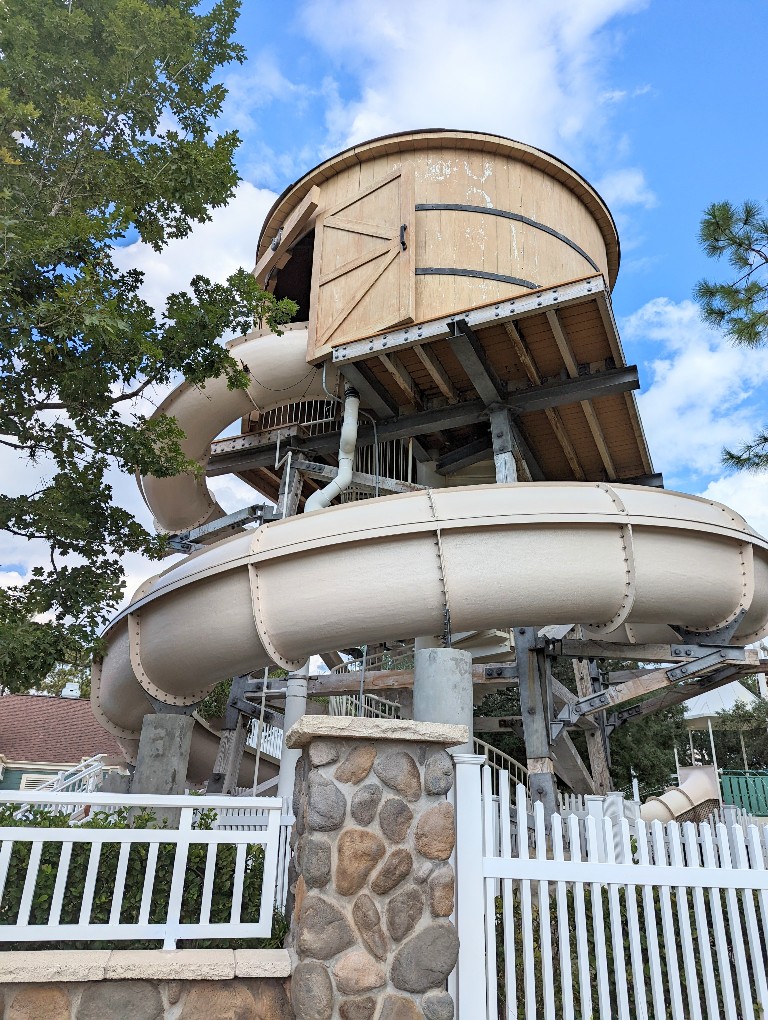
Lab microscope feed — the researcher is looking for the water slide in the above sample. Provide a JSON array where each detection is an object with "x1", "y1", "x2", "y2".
[
  {"x1": 640, "y1": 768, "x2": 721, "y2": 823},
  {"x1": 93, "y1": 325, "x2": 768, "y2": 792}
]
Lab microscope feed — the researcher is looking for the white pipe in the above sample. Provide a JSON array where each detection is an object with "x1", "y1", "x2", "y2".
[{"x1": 304, "y1": 386, "x2": 360, "y2": 512}]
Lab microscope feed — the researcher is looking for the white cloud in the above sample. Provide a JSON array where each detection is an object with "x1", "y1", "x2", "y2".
[
  {"x1": 699, "y1": 472, "x2": 768, "y2": 542},
  {"x1": 113, "y1": 181, "x2": 278, "y2": 312},
  {"x1": 596, "y1": 168, "x2": 657, "y2": 209},
  {"x1": 627, "y1": 297, "x2": 768, "y2": 486},
  {"x1": 299, "y1": 0, "x2": 649, "y2": 161}
]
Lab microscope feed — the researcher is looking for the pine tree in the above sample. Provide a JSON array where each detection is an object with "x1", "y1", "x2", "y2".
[{"x1": 695, "y1": 199, "x2": 768, "y2": 469}]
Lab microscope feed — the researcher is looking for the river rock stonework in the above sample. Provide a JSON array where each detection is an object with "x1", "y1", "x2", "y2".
[{"x1": 285, "y1": 718, "x2": 466, "y2": 1020}]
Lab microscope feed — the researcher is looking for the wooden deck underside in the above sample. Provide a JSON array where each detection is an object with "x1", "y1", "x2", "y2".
[{"x1": 215, "y1": 275, "x2": 657, "y2": 503}]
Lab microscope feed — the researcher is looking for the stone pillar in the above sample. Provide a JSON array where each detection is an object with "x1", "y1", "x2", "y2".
[
  {"x1": 413, "y1": 647, "x2": 473, "y2": 754},
  {"x1": 130, "y1": 713, "x2": 194, "y2": 826},
  {"x1": 277, "y1": 661, "x2": 310, "y2": 802},
  {"x1": 285, "y1": 716, "x2": 467, "y2": 1020}
]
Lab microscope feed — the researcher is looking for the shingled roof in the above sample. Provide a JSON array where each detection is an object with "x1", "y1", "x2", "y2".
[{"x1": 0, "y1": 695, "x2": 123, "y2": 765}]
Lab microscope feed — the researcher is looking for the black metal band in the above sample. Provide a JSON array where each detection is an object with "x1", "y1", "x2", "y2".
[
  {"x1": 416, "y1": 266, "x2": 540, "y2": 289},
  {"x1": 415, "y1": 203, "x2": 601, "y2": 275}
]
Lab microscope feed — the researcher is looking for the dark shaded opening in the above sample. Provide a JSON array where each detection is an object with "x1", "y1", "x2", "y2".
[{"x1": 272, "y1": 230, "x2": 314, "y2": 321}]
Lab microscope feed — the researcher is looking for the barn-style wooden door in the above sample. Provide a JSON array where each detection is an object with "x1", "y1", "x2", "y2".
[{"x1": 308, "y1": 166, "x2": 415, "y2": 360}]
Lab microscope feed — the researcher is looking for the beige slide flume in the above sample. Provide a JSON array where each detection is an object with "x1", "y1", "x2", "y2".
[{"x1": 93, "y1": 328, "x2": 768, "y2": 786}]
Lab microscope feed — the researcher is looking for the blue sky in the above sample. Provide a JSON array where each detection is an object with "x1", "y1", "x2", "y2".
[{"x1": 2, "y1": 0, "x2": 767, "y2": 598}]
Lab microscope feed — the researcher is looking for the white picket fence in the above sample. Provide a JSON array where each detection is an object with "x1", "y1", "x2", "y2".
[
  {"x1": 0, "y1": 791, "x2": 290, "y2": 949},
  {"x1": 453, "y1": 755, "x2": 768, "y2": 1020}
]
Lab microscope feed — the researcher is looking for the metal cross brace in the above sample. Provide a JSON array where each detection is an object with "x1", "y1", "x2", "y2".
[{"x1": 166, "y1": 503, "x2": 281, "y2": 553}]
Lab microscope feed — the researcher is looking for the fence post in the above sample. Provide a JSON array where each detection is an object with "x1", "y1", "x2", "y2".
[{"x1": 452, "y1": 752, "x2": 487, "y2": 1020}]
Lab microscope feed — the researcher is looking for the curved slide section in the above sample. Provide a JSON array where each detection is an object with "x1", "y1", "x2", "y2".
[
  {"x1": 141, "y1": 323, "x2": 337, "y2": 533},
  {"x1": 94, "y1": 482, "x2": 768, "y2": 753},
  {"x1": 641, "y1": 768, "x2": 720, "y2": 822}
]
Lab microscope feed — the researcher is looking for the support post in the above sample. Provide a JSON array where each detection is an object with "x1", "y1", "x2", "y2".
[
  {"x1": 208, "y1": 714, "x2": 249, "y2": 794},
  {"x1": 131, "y1": 713, "x2": 194, "y2": 826},
  {"x1": 485, "y1": 403, "x2": 526, "y2": 483},
  {"x1": 572, "y1": 658, "x2": 612, "y2": 794},
  {"x1": 515, "y1": 627, "x2": 557, "y2": 819},
  {"x1": 277, "y1": 661, "x2": 310, "y2": 801},
  {"x1": 413, "y1": 646, "x2": 473, "y2": 753},
  {"x1": 278, "y1": 454, "x2": 303, "y2": 518}
]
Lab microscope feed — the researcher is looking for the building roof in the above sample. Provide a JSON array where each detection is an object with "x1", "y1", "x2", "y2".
[
  {"x1": 684, "y1": 681, "x2": 760, "y2": 728},
  {"x1": 0, "y1": 695, "x2": 123, "y2": 766}
]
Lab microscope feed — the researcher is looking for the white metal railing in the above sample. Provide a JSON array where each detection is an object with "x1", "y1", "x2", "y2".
[
  {"x1": 453, "y1": 756, "x2": 768, "y2": 1020},
  {"x1": 0, "y1": 791, "x2": 289, "y2": 949},
  {"x1": 473, "y1": 737, "x2": 528, "y2": 792},
  {"x1": 248, "y1": 719, "x2": 284, "y2": 760},
  {"x1": 329, "y1": 693, "x2": 401, "y2": 719},
  {"x1": 13, "y1": 754, "x2": 112, "y2": 821}
]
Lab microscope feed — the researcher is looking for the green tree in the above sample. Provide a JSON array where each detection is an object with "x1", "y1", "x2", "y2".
[
  {"x1": 0, "y1": 0, "x2": 296, "y2": 688},
  {"x1": 695, "y1": 199, "x2": 768, "y2": 469}
]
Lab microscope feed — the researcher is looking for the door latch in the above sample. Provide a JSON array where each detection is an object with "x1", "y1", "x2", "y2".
[{"x1": 400, "y1": 223, "x2": 407, "y2": 251}]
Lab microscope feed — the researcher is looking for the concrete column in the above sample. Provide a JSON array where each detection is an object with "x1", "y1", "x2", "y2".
[
  {"x1": 131, "y1": 713, "x2": 194, "y2": 826},
  {"x1": 413, "y1": 647, "x2": 473, "y2": 753},
  {"x1": 277, "y1": 660, "x2": 310, "y2": 801}
]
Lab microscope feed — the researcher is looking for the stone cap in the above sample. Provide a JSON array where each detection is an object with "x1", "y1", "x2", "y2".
[
  {"x1": 285, "y1": 716, "x2": 468, "y2": 749},
  {"x1": 0, "y1": 949, "x2": 291, "y2": 983}
]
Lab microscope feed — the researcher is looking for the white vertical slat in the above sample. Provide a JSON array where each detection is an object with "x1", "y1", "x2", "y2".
[
  {"x1": 603, "y1": 816, "x2": 630, "y2": 1020},
  {"x1": 551, "y1": 813, "x2": 574, "y2": 1020},
  {"x1": 618, "y1": 818, "x2": 648, "y2": 1020},
  {"x1": 716, "y1": 823, "x2": 757, "y2": 1020},
  {"x1": 199, "y1": 842, "x2": 217, "y2": 925},
  {"x1": 78, "y1": 841, "x2": 103, "y2": 926},
  {"x1": 667, "y1": 821, "x2": 702, "y2": 1018},
  {"x1": 568, "y1": 814, "x2": 592, "y2": 1020},
  {"x1": 164, "y1": 809, "x2": 193, "y2": 949},
  {"x1": 498, "y1": 771, "x2": 517, "y2": 1020},
  {"x1": 446, "y1": 779, "x2": 458, "y2": 1013},
  {"x1": 138, "y1": 842, "x2": 159, "y2": 926},
  {"x1": 48, "y1": 841, "x2": 73, "y2": 926},
  {"x1": 17, "y1": 841, "x2": 43, "y2": 926},
  {"x1": 533, "y1": 801, "x2": 555, "y2": 1020},
  {"x1": 585, "y1": 815, "x2": 611, "y2": 1017},
  {"x1": 108, "y1": 841, "x2": 131, "y2": 926},
  {"x1": 650, "y1": 821, "x2": 685, "y2": 1020},
  {"x1": 258, "y1": 799, "x2": 281, "y2": 930},
  {"x1": 0, "y1": 839, "x2": 14, "y2": 905},
  {"x1": 481, "y1": 764, "x2": 499, "y2": 1020},
  {"x1": 635, "y1": 821, "x2": 667, "y2": 1019},
  {"x1": 700, "y1": 823, "x2": 738, "y2": 1020},
  {"x1": 229, "y1": 842, "x2": 248, "y2": 923},
  {"x1": 517, "y1": 791, "x2": 536, "y2": 1020},
  {"x1": 747, "y1": 825, "x2": 768, "y2": 957},
  {"x1": 681, "y1": 822, "x2": 719, "y2": 1020},
  {"x1": 452, "y1": 753, "x2": 487, "y2": 1020},
  {"x1": 731, "y1": 824, "x2": 768, "y2": 1013}
]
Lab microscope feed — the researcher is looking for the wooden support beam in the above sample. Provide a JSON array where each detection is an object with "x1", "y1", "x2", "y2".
[
  {"x1": 448, "y1": 319, "x2": 506, "y2": 405},
  {"x1": 546, "y1": 309, "x2": 616, "y2": 479},
  {"x1": 341, "y1": 362, "x2": 399, "y2": 418},
  {"x1": 412, "y1": 344, "x2": 459, "y2": 402},
  {"x1": 614, "y1": 670, "x2": 742, "y2": 724},
  {"x1": 378, "y1": 353, "x2": 423, "y2": 408},
  {"x1": 254, "y1": 186, "x2": 321, "y2": 286},
  {"x1": 488, "y1": 404, "x2": 535, "y2": 482},
  {"x1": 305, "y1": 664, "x2": 515, "y2": 696},
  {"x1": 503, "y1": 321, "x2": 585, "y2": 481},
  {"x1": 294, "y1": 457, "x2": 425, "y2": 495},
  {"x1": 435, "y1": 437, "x2": 493, "y2": 475},
  {"x1": 551, "y1": 731, "x2": 595, "y2": 795},
  {"x1": 573, "y1": 658, "x2": 612, "y2": 794}
]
